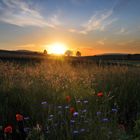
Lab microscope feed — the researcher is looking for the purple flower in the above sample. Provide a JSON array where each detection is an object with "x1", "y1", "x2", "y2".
[
  {"x1": 73, "y1": 112, "x2": 79, "y2": 117},
  {"x1": 24, "y1": 127, "x2": 30, "y2": 133},
  {"x1": 112, "y1": 108, "x2": 118, "y2": 113},
  {"x1": 102, "y1": 118, "x2": 109, "y2": 122},
  {"x1": 96, "y1": 111, "x2": 101, "y2": 116},
  {"x1": 70, "y1": 120, "x2": 75, "y2": 124}
]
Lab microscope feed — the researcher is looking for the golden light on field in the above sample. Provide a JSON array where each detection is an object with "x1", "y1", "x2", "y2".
[{"x1": 47, "y1": 43, "x2": 67, "y2": 55}]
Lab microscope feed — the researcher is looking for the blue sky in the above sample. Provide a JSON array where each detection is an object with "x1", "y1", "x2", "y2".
[{"x1": 0, "y1": 0, "x2": 140, "y2": 55}]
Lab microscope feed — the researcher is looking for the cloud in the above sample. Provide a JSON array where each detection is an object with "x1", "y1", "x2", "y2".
[
  {"x1": 69, "y1": 10, "x2": 117, "y2": 35},
  {"x1": 97, "y1": 39, "x2": 106, "y2": 45},
  {"x1": 116, "y1": 27, "x2": 129, "y2": 35},
  {"x1": 0, "y1": 0, "x2": 59, "y2": 28}
]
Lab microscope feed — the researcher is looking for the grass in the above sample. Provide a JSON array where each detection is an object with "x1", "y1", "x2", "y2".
[{"x1": 0, "y1": 60, "x2": 140, "y2": 140}]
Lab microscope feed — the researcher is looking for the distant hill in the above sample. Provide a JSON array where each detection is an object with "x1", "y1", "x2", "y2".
[
  {"x1": 0, "y1": 49, "x2": 42, "y2": 56},
  {"x1": 0, "y1": 50, "x2": 140, "y2": 61}
]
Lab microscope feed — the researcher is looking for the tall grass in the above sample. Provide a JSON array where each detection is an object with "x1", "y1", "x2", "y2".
[{"x1": 0, "y1": 61, "x2": 140, "y2": 139}]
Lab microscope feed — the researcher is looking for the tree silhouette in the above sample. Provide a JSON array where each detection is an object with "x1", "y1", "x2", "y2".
[
  {"x1": 43, "y1": 49, "x2": 47, "y2": 55},
  {"x1": 76, "y1": 51, "x2": 81, "y2": 57},
  {"x1": 65, "y1": 50, "x2": 73, "y2": 56}
]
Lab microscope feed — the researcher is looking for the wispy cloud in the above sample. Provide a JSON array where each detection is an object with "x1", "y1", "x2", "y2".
[
  {"x1": 116, "y1": 27, "x2": 129, "y2": 35},
  {"x1": 0, "y1": 0, "x2": 60, "y2": 28},
  {"x1": 97, "y1": 38, "x2": 106, "y2": 45},
  {"x1": 69, "y1": 10, "x2": 117, "y2": 35}
]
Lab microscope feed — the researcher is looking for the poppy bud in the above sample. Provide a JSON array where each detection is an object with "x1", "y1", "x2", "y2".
[
  {"x1": 70, "y1": 107, "x2": 75, "y2": 114},
  {"x1": 4, "y1": 125, "x2": 12, "y2": 134},
  {"x1": 16, "y1": 114, "x2": 23, "y2": 122},
  {"x1": 66, "y1": 96, "x2": 71, "y2": 103},
  {"x1": 97, "y1": 92, "x2": 103, "y2": 97}
]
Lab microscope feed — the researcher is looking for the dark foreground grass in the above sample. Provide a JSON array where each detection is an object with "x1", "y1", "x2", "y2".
[{"x1": 0, "y1": 61, "x2": 140, "y2": 140}]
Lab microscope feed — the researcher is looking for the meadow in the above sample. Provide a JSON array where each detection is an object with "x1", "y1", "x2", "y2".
[{"x1": 0, "y1": 59, "x2": 140, "y2": 140}]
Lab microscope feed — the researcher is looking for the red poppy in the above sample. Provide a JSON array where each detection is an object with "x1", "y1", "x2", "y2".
[
  {"x1": 97, "y1": 92, "x2": 103, "y2": 97},
  {"x1": 16, "y1": 114, "x2": 23, "y2": 122},
  {"x1": 4, "y1": 125, "x2": 12, "y2": 133},
  {"x1": 66, "y1": 96, "x2": 71, "y2": 103},
  {"x1": 70, "y1": 107, "x2": 75, "y2": 114}
]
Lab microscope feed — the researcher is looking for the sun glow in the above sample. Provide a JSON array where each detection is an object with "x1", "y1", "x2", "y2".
[{"x1": 47, "y1": 43, "x2": 67, "y2": 55}]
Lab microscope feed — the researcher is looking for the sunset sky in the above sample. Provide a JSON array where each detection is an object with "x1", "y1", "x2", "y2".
[{"x1": 0, "y1": 0, "x2": 140, "y2": 55}]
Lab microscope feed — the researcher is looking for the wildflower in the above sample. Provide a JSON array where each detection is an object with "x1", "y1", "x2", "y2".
[
  {"x1": 70, "y1": 120, "x2": 75, "y2": 124},
  {"x1": 49, "y1": 114, "x2": 54, "y2": 118},
  {"x1": 41, "y1": 101, "x2": 47, "y2": 105},
  {"x1": 73, "y1": 130, "x2": 79, "y2": 135},
  {"x1": 66, "y1": 96, "x2": 71, "y2": 103},
  {"x1": 24, "y1": 117, "x2": 30, "y2": 120},
  {"x1": 58, "y1": 106, "x2": 62, "y2": 109},
  {"x1": 82, "y1": 109, "x2": 87, "y2": 113},
  {"x1": 24, "y1": 127, "x2": 30, "y2": 133},
  {"x1": 102, "y1": 118, "x2": 109, "y2": 122},
  {"x1": 96, "y1": 111, "x2": 101, "y2": 116},
  {"x1": 80, "y1": 128, "x2": 85, "y2": 132},
  {"x1": 97, "y1": 92, "x2": 103, "y2": 97},
  {"x1": 112, "y1": 108, "x2": 118, "y2": 113},
  {"x1": 70, "y1": 107, "x2": 75, "y2": 114},
  {"x1": 83, "y1": 100, "x2": 88, "y2": 104},
  {"x1": 73, "y1": 112, "x2": 78, "y2": 117},
  {"x1": 65, "y1": 106, "x2": 69, "y2": 109},
  {"x1": 4, "y1": 125, "x2": 12, "y2": 134},
  {"x1": 16, "y1": 114, "x2": 23, "y2": 122},
  {"x1": 76, "y1": 100, "x2": 81, "y2": 103}
]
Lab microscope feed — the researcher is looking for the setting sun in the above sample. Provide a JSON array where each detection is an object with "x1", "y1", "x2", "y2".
[{"x1": 47, "y1": 43, "x2": 67, "y2": 55}]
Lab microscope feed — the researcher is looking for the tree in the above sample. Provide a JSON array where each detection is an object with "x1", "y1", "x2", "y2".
[
  {"x1": 65, "y1": 50, "x2": 73, "y2": 56},
  {"x1": 76, "y1": 51, "x2": 81, "y2": 57},
  {"x1": 43, "y1": 49, "x2": 47, "y2": 55}
]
